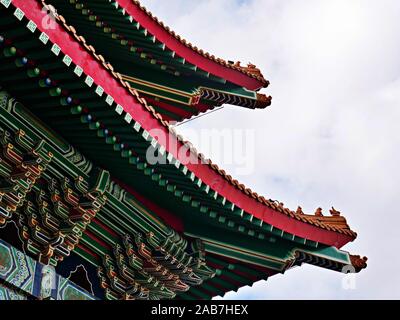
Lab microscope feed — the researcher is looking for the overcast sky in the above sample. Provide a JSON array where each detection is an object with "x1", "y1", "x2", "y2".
[{"x1": 140, "y1": 0, "x2": 400, "y2": 299}]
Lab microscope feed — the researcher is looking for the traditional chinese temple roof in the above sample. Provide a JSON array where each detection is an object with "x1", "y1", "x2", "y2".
[
  {"x1": 0, "y1": 0, "x2": 366, "y2": 300},
  {"x1": 34, "y1": 0, "x2": 357, "y2": 247},
  {"x1": 42, "y1": 0, "x2": 272, "y2": 122}
]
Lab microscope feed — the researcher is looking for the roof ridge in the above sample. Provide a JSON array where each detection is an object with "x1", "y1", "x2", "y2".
[{"x1": 131, "y1": 0, "x2": 269, "y2": 87}]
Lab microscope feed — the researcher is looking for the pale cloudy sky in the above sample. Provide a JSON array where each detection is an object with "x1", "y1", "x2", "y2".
[{"x1": 140, "y1": 0, "x2": 400, "y2": 299}]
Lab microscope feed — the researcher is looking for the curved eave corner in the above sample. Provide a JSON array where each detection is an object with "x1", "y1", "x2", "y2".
[
  {"x1": 171, "y1": 134, "x2": 361, "y2": 250},
  {"x1": 117, "y1": 0, "x2": 269, "y2": 91}
]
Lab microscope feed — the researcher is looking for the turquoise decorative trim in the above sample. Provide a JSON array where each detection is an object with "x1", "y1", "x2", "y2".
[
  {"x1": 74, "y1": 65, "x2": 83, "y2": 77},
  {"x1": 115, "y1": 104, "x2": 124, "y2": 115},
  {"x1": 26, "y1": 20, "x2": 37, "y2": 33},
  {"x1": 13, "y1": 7, "x2": 24, "y2": 21},
  {"x1": 95, "y1": 85, "x2": 104, "y2": 97},
  {"x1": 1, "y1": 0, "x2": 12, "y2": 9},
  {"x1": 39, "y1": 32, "x2": 49, "y2": 45},
  {"x1": 106, "y1": 95, "x2": 114, "y2": 106},
  {"x1": 62, "y1": 55, "x2": 72, "y2": 66},
  {"x1": 51, "y1": 44, "x2": 61, "y2": 56},
  {"x1": 0, "y1": 283, "x2": 27, "y2": 300}
]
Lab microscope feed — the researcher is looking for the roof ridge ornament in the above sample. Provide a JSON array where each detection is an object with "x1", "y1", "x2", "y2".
[
  {"x1": 350, "y1": 255, "x2": 368, "y2": 272},
  {"x1": 315, "y1": 207, "x2": 324, "y2": 217},
  {"x1": 330, "y1": 207, "x2": 341, "y2": 217}
]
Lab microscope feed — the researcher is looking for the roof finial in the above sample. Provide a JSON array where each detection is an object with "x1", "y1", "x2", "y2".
[
  {"x1": 315, "y1": 208, "x2": 323, "y2": 217},
  {"x1": 296, "y1": 206, "x2": 304, "y2": 215},
  {"x1": 255, "y1": 93, "x2": 272, "y2": 109}
]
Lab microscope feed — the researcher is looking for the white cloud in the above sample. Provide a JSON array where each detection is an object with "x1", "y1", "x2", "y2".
[{"x1": 140, "y1": 0, "x2": 400, "y2": 299}]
